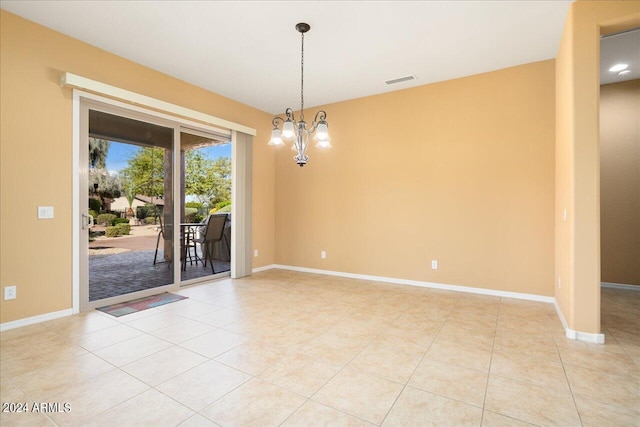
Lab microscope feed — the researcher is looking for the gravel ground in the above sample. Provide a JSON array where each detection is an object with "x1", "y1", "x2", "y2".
[
  {"x1": 89, "y1": 225, "x2": 160, "y2": 254},
  {"x1": 92, "y1": 224, "x2": 160, "y2": 238},
  {"x1": 89, "y1": 247, "x2": 130, "y2": 256}
]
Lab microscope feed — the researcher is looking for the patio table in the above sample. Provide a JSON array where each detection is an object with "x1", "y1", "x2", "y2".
[{"x1": 180, "y1": 223, "x2": 202, "y2": 270}]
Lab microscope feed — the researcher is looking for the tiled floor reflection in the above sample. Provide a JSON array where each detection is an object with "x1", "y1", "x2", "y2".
[{"x1": 1, "y1": 270, "x2": 638, "y2": 426}]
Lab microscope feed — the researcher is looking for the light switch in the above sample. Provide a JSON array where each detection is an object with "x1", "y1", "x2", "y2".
[{"x1": 38, "y1": 206, "x2": 54, "y2": 219}]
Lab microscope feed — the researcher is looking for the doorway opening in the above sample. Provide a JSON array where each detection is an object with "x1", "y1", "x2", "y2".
[
  {"x1": 599, "y1": 28, "x2": 640, "y2": 343},
  {"x1": 85, "y1": 108, "x2": 178, "y2": 305},
  {"x1": 79, "y1": 98, "x2": 238, "y2": 311}
]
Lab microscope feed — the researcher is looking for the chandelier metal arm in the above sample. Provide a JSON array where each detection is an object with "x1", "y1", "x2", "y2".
[
  {"x1": 274, "y1": 110, "x2": 326, "y2": 133},
  {"x1": 272, "y1": 108, "x2": 298, "y2": 128},
  {"x1": 307, "y1": 110, "x2": 327, "y2": 133},
  {"x1": 271, "y1": 116, "x2": 284, "y2": 128},
  {"x1": 285, "y1": 108, "x2": 296, "y2": 122}
]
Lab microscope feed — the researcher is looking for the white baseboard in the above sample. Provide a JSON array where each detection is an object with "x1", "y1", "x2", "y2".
[
  {"x1": 601, "y1": 282, "x2": 640, "y2": 291},
  {"x1": 252, "y1": 264, "x2": 276, "y2": 273},
  {"x1": 553, "y1": 300, "x2": 605, "y2": 344},
  {"x1": 269, "y1": 264, "x2": 555, "y2": 303},
  {"x1": 572, "y1": 330, "x2": 606, "y2": 344},
  {"x1": 254, "y1": 264, "x2": 607, "y2": 344},
  {"x1": 0, "y1": 309, "x2": 73, "y2": 332}
]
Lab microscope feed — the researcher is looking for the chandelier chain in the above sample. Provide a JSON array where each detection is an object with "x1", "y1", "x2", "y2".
[{"x1": 300, "y1": 31, "x2": 305, "y2": 122}]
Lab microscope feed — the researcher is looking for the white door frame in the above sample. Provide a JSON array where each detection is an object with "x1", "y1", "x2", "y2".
[{"x1": 72, "y1": 90, "x2": 249, "y2": 313}]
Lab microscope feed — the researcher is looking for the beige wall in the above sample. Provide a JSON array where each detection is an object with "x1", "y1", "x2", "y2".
[
  {"x1": 274, "y1": 60, "x2": 556, "y2": 297},
  {"x1": 0, "y1": 11, "x2": 275, "y2": 323},
  {"x1": 5, "y1": 2, "x2": 638, "y2": 329},
  {"x1": 600, "y1": 79, "x2": 640, "y2": 286},
  {"x1": 555, "y1": 1, "x2": 640, "y2": 334},
  {"x1": 555, "y1": 4, "x2": 577, "y2": 332}
]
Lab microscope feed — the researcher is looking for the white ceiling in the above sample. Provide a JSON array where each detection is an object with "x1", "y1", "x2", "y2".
[
  {"x1": 601, "y1": 28, "x2": 640, "y2": 85},
  {"x1": 1, "y1": 0, "x2": 577, "y2": 114}
]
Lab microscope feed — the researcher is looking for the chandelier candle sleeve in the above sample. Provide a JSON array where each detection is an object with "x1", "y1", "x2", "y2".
[{"x1": 267, "y1": 22, "x2": 331, "y2": 167}]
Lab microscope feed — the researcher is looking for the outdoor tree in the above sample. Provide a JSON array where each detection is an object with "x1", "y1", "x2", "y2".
[
  {"x1": 184, "y1": 150, "x2": 212, "y2": 205},
  {"x1": 120, "y1": 147, "x2": 166, "y2": 197},
  {"x1": 88, "y1": 138, "x2": 110, "y2": 169},
  {"x1": 119, "y1": 147, "x2": 230, "y2": 205},
  {"x1": 208, "y1": 156, "x2": 231, "y2": 204},
  {"x1": 124, "y1": 190, "x2": 136, "y2": 217},
  {"x1": 89, "y1": 168, "x2": 123, "y2": 198},
  {"x1": 184, "y1": 151, "x2": 231, "y2": 206},
  {"x1": 87, "y1": 137, "x2": 122, "y2": 207}
]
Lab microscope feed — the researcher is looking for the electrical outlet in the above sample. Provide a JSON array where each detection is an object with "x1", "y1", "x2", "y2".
[
  {"x1": 563, "y1": 208, "x2": 567, "y2": 222},
  {"x1": 431, "y1": 260, "x2": 438, "y2": 270},
  {"x1": 4, "y1": 286, "x2": 16, "y2": 300},
  {"x1": 254, "y1": 249, "x2": 258, "y2": 257},
  {"x1": 321, "y1": 251, "x2": 326, "y2": 259},
  {"x1": 558, "y1": 276, "x2": 562, "y2": 288}
]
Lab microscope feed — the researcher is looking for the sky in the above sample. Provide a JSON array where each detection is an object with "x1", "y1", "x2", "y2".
[{"x1": 105, "y1": 141, "x2": 232, "y2": 173}]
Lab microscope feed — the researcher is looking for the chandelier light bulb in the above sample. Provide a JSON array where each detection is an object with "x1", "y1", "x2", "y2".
[
  {"x1": 282, "y1": 120, "x2": 295, "y2": 139},
  {"x1": 268, "y1": 128, "x2": 284, "y2": 147},
  {"x1": 314, "y1": 122, "x2": 329, "y2": 141}
]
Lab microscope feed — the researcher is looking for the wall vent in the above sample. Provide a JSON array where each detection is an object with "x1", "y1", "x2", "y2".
[{"x1": 385, "y1": 75, "x2": 416, "y2": 85}]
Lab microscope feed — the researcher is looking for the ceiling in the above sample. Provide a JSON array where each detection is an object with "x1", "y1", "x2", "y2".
[
  {"x1": 0, "y1": 1, "x2": 583, "y2": 114},
  {"x1": 601, "y1": 28, "x2": 640, "y2": 85}
]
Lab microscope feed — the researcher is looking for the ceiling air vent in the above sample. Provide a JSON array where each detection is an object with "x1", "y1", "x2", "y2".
[{"x1": 385, "y1": 75, "x2": 416, "y2": 85}]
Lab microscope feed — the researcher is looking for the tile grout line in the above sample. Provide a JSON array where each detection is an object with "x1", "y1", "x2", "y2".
[
  {"x1": 479, "y1": 297, "x2": 501, "y2": 426},
  {"x1": 86, "y1": 329, "x2": 214, "y2": 423},
  {"x1": 275, "y1": 396, "x2": 311, "y2": 427},
  {"x1": 306, "y1": 337, "x2": 371, "y2": 400},
  {"x1": 554, "y1": 336, "x2": 586, "y2": 427},
  {"x1": 194, "y1": 374, "x2": 255, "y2": 425},
  {"x1": 2, "y1": 375, "x2": 62, "y2": 427},
  {"x1": 83, "y1": 324, "x2": 222, "y2": 419},
  {"x1": 377, "y1": 302, "x2": 451, "y2": 426},
  {"x1": 604, "y1": 327, "x2": 640, "y2": 369}
]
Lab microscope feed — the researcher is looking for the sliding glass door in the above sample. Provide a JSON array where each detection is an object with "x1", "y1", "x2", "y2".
[
  {"x1": 80, "y1": 104, "x2": 178, "y2": 309},
  {"x1": 180, "y1": 129, "x2": 232, "y2": 283},
  {"x1": 79, "y1": 99, "x2": 235, "y2": 310}
]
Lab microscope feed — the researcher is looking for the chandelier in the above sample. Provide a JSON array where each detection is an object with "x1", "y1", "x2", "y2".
[{"x1": 268, "y1": 23, "x2": 331, "y2": 167}]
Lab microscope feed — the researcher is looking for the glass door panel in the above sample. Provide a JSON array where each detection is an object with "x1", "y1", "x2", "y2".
[
  {"x1": 86, "y1": 109, "x2": 175, "y2": 303},
  {"x1": 180, "y1": 130, "x2": 232, "y2": 283}
]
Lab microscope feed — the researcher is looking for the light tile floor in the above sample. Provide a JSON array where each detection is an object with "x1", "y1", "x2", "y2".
[{"x1": 1, "y1": 270, "x2": 638, "y2": 426}]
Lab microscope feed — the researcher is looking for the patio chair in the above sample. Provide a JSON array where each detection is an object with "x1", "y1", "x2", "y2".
[
  {"x1": 193, "y1": 213, "x2": 228, "y2": 274},
  {"x1": 181, "y1": 223, "x2": 200, "y2": 271},
  {"x1": 153, "y1": 215, "x2": 165, "y2": 265}
]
